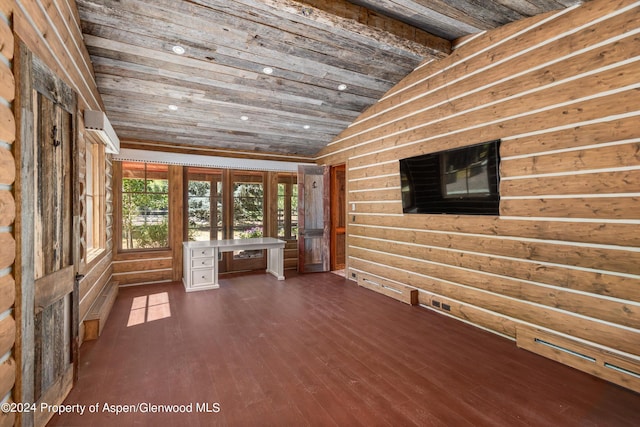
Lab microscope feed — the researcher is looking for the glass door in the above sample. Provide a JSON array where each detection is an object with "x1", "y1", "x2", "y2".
[
  {"x1": 186, "y1": 167, "x2": 223, "y2": 241},
  {"x1": 230, "y1": 171, "x2": 266, "y2": 272}
]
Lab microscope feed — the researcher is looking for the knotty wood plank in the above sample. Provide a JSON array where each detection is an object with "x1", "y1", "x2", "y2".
[
  {"x1": 350, "y1": 202, "x2": 401, "y2": 214},
  {"x1": 0, "y1": 17, "x2": 12, "y2": 60},
  {"x1": 501, "y1": 116, "x2": 640, "y2": 157},
  {"x1": 0, "y1": 314, "x2": 15, "y2": 357},
  {"x1": 501, "y1": 170, "x2": 640, "y2": 197},
  {"x1": 0, "y1": 190, "x2": 15, "y2": 226},
  {"x1": 0, "y1": 358, "x2": 15, "y2": 402},
  {"x1": 0, "y1": 232, "x2": 14, "y2": 271},
  {"x1": 350, "y1": 223, "x2": 640, "y2": 280},
  {"x1": 349, "y1": 188, "x2": 398, "y2": 202},
  {"x1": 501, "y1": 142, "x2": 640, "y2": 177},
  {"x1": 78, "y1": 251, "x2": 111, "y2": 299},
  {"x1": 111, "y1": 257, "x2": 172, "y2": 274},
  {"x1": 34, "y1": 265, "x2": 74, "y2": 314},
  {"x1": 0, "y1": 104, "x2": 14, "y2": 144},
  {"x1": 350, "y1": 252, "x2": 639, "y2": 329},
  {"x1": 353, "y1": 214, "x2": 640, "y2": 248},
  {"x1": 111, "y1": 269, "x2": 172, "y2": 286},
  {"x1": 0, "y1": 274, "x2": 14, "y2": 314},
  {"x1": 349, "y1": 174, "x2": 400, "y2": 191},
  {"x1": 0, "y1": 61, "x2": 14, "y2": 102},
  {"x1": 349, "y1": 237, "x2": 639, "y2": 303},
  {"x1": 501, "y1": 197, "x2": 640, "y2": 219},
  {"x1": 0, "y1": 0, "x2": 13, "y2": 17}
]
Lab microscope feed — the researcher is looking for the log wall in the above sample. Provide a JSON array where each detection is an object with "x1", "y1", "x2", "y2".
[
  {"x1": 11, "y1": 0, "x2": 113, "y2": 348},
  {"x1": 0, "y1": 2, "x2": 16, "y2": 425},
  {"x1": 316, "y1": 0, "x2": 640, "y2": 391}
]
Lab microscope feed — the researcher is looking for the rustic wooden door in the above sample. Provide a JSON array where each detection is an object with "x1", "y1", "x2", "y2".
[
  {"x1": 298, "y1": 165, "x2": 329, "y2": 272},
  {"x1": 17, "y1": 47, "x2": 78, "y2": 427}
]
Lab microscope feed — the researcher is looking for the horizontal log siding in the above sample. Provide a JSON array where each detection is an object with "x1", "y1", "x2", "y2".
[
  {"x1": 317, "y1": 0, "x2": 640, "y2": 388},
  {"x1": 0, "y1": 4, "x2": 16, "y2": 424}
]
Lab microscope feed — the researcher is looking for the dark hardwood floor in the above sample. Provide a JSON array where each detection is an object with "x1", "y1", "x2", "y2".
[{"x1": 49, "y1": 271, "x2": 640, "y2": 426}]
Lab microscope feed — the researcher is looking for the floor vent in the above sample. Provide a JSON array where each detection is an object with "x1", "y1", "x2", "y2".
[
  {"x1": 517, "y1": 325, "x2": 639, "y2": 393},
  {"x1": 604, "y1": 363, "x2": 640, "y2": 379},
  {"x1": 357, "y1": 273, "x2": 418, "y2": 305},
  {"x1": 534, "y1": 338, "x2": 596, "y2": 362}
]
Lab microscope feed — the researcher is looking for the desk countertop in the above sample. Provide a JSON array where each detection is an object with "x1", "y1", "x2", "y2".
[{"x1": 183, "y1": 237, "x2": 286, "y2": 250}]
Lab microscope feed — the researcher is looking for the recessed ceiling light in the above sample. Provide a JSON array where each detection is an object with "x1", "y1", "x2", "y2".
[
  {"x1": 168, "y1": 104, "x2": 178, "y2": 111},
  {"x1": 172, "y1": 45, "x2": 185, "y2": 55},
  {"x1": 303, "y1": 125, "x2": 310, "y2": 129},
  {"x1": 262, "y1": 67, "x2": 274, "y2": 75},
  {"x1": 240, "y1": 115, "x2": 249, "y2": 121},
  {"x1": 338, "y1": 84, "x2": 347, "y2": 91}
]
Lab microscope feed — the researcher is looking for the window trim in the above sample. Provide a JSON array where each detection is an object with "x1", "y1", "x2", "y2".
[
  {"x1": 119, "y1": 162, "x2": 171, "y2": 252},
  {"x1": 85, "y1": 138, "x2": 106, "y2": 263}
]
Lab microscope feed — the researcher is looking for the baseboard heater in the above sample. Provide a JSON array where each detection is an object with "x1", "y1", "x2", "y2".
[
  {"x1": 516, "y1": 325, "x2": 640, "y2": 393},
  {"x1": 357, "y1": 273, "x2": 418, "y2": 306}
]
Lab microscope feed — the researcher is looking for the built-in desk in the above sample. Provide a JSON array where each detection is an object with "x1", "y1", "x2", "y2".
[{"x1": 182, "y1": 238, "x2": 286, "y2": 292}]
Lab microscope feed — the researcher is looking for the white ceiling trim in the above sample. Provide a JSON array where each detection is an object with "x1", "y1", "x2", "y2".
[{"x1": 113, "y1": 148, "x2": 314, "y2": 172}]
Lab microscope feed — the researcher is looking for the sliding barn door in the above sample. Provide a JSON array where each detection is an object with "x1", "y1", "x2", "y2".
[
  {"x1": 298, "y1": 165, "x2": 329, "y2": 272},
  {"x1": 18, "y1": 46, "x2": 78, "y2": 427}
]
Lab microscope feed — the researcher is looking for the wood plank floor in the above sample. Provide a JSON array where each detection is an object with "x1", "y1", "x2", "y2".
[{"x1": 49, "y1": 272, "x2": 640, "y2": 426}]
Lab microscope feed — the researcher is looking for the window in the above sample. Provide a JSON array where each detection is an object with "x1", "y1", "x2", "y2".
[
  {"x1": 86, "y1": 140, "x2": 105, "y2": 260},
  {"x1": 277, "y1": 173, "x2": 298, "y2": 239},
  {"x1": 400, "y1": 140, "x2": 500, "y2": 215},
  {"x1": 186, "y1": 167, "x2": 223, "y2": 241},
  {"x1": 121, "y1": 162, "x2": 169, "y2": 250}
]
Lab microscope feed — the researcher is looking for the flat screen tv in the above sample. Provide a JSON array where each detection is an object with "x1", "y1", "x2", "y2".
[{"x1": 399, "y1": 140, "x2": 500, "y2": 215}]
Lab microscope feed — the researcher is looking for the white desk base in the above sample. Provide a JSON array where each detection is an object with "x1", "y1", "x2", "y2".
[{"x1": 183, "y1": 238, "x2": 286, "y2": 292}]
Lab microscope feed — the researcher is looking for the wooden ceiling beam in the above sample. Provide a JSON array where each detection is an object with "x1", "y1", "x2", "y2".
[{"x1": 258, "y1": 0, "x2": 452, "y2": 59}]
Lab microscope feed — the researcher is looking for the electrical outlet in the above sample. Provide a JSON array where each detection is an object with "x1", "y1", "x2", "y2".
[
  {"x1": 442, "y1": 303, "x2": 451, "y2": 311},
  {"x1": 432, "y1": 300, "x2": 441, "y2": 308}
]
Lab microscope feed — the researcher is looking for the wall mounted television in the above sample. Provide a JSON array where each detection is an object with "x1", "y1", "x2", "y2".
[{"x1": 399, "y1": 140, "x2": 500, "y2": 215}]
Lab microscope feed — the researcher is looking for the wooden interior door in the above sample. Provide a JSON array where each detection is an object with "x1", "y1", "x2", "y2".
[
  {"x1": 17, "y1": 47, "x2": 78, "y2": 427},
  {"x1": 33, "y1": 94, "x2": 75, "y2": 425},
  {"x1": 330, "y1": 165, "x2": 346, "y2": 271},
  {"x1": 298, "y1": 165, "x2": 329, "y2": 272}
]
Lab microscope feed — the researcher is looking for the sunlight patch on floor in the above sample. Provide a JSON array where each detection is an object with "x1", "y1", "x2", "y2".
[{"x1": 127, "y1": 292, "x2": 171, "y2": 326}]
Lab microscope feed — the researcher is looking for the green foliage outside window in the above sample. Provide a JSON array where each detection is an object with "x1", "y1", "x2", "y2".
[
  {"x1": 233, "y1": 182, "x2": 263, "y2": 239},
  {"x1": 121, "y1": 171, "x2": 169, "y2": 250}
]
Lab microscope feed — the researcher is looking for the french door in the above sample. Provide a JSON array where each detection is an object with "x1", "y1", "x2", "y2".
[
  {"x1": 185, "y1": 169, "x2": 266, "y2": 273},
  {"x1": 228, "y1": 171, "x2": 266, "y2": 272}
]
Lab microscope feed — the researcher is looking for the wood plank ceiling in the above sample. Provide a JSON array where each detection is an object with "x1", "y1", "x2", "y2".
[{"x1": 76, "y1": 0, "x2": 583, "y2": 158}]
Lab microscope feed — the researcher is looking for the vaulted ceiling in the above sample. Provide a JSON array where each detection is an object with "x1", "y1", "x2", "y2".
[{"x1": 76, "y1": 0, "x2": 583, "y2": 159}]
